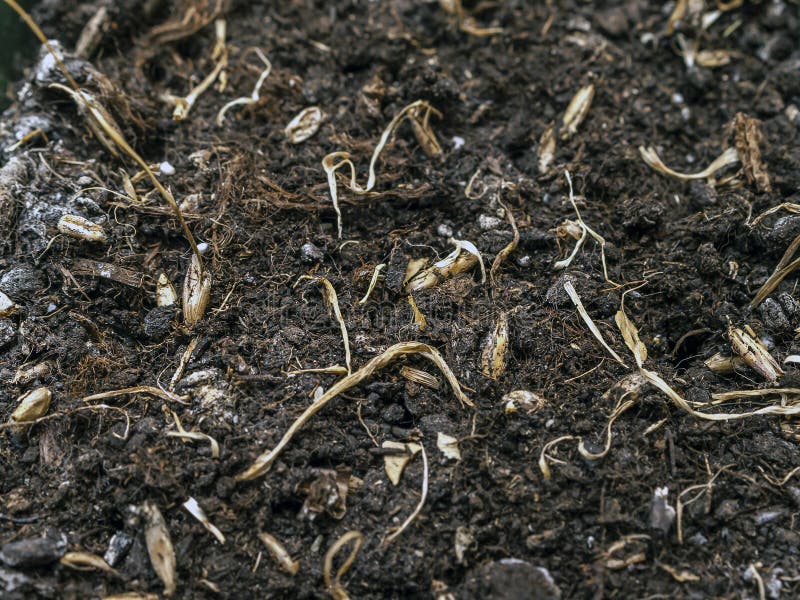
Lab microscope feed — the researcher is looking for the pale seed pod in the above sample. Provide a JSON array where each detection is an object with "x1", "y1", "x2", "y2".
[
  {"x1": 57, "y1": 214, "x2": 107, "y2": 242},
  {"x1": 11, "y1": 387, "x2": 52, "y2": 423},
  {"x1": 0, "y1": 290, "x2": 18, "y2": 317},
  {"x1": 182, "y1": 254, "x2": 211, "y2": 327},
  {"x1": 285, "y1": 107, "x2": 324, "y2": 144},
  {"x1": 538, "y1": 123, "x2": 556, "y2": 175},
  {"x1": 480, "y1": 312, "x2": 509, "y2": 380},
  {"x1": 142, "y1": 502, "x2": 177, "y2": 597},
  {"x1": 728, "y1": 325, "x2": 783, "y2": 383},
  {"x1": 561, "y1": 83, "x2": 594, "y2": 140},
  {"x1": 400, "y1": 366, "x2": 440, "y2": 390},
  {"x1": 503, "y1": 390, "x2": 545, "y2": 414},
  {"x1": 156, "y1": 273, "x2": 178, "y2": 307},
  {"x1": 258, "y1": 532, "x2": 300, "y2": 575}
]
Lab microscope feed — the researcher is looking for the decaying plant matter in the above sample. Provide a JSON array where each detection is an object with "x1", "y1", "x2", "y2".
[
  {"x1": 323, "y1": 100, "x2": 441, "y2": 237},
  {"x1": 236, "y1": 342, "x2": 472, "y2": 481}
]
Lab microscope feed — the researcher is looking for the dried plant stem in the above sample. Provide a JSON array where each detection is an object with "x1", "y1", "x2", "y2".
[
  {"x1": 750, "y1": 233, "x2": 800, "y2": 308},
  {"x1": 383, "y1": 444, "x2": 428, "y2": 545},
  {"x1": 324, "y1": 531, "x2": 363, "y2": 600},
  {"x1": 323, "y1": 100, "x2": 440, "y2": 238},
  {"x1": 82, "y1": 385, "x2": 189, "y2": 405},
  {"x1": 564, "y1": 280, "x2": 627, "y2": 367},
  {"x1": 490, "y1": 200, "x2": 519, "y2": 285},
  {"x1": 298, "y1": 276, "x2": 352, "y2": 374},
  {"x1": 236, "y1": 342, "x2": 472, "y2": 481}
]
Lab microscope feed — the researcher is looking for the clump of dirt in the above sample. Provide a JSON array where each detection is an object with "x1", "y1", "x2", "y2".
[{"x1": 2, "y1": 0, "x2": 800, "y2": 598}]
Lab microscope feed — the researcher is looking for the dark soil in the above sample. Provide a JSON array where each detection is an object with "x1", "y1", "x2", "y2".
[{"x1": 2, "y1": 0, "x2": 800, "y2": 598}]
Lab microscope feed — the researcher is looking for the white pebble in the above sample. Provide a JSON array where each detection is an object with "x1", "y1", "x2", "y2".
[
  {"x1": 197, "y1": 242, "x2": 209, "y2": 255},
  {"x1": 452, "y1": 136, "x2": 465, "y2": 150},
  {"x1": 437, "y1": 224, "x2": 453, "y2": 238},
  {"x1": 159, "y1": 161, "x2": 176, "y2": 176}
]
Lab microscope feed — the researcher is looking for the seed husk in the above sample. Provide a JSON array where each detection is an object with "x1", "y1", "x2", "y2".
[
  {"x1": 639, "y1": 146, "x2": 739, "y2": 181},
  {"x1": 182, "y1": 497, "x2": 225, "y2": 544},
  {"x1": 480, "y1": 312, "x2": 509, "y2": 380},
  {"x1": 285, "y1": 106, "x2": 324, "y2": 144},
  {"x1": 502, "y1": 390, "x2": 545, "y2": 414},
  {"x1": 57, "y1": 214, "x2": 107, "y2": 242},
  {"x1": 383, "y1": 440, "x2": 421, "y2": 485},
  {"x1": 561, "y1": 84, "x2": 594, "y2": 140},
  {"x1": 142, "y1": 501, "x2": 177, "y2": 597},
  {"x1": 11, "y1": 387, "x2": 52, "y2": 423},
  {"x1": 400, "y1": 366, "x2": 440, "y2": 389},
  {"x1": 728, "y1": 324, "x2": 783, "y2": 383},
  {"x1": 538, "y1": 123, "x2": 556, "y2": 174},
  {"x1": 404, "y1": 239, "x2": 485, "y2": 293},
  {"x1": 182, "y1": 253, "x2": 212, "y2": 327},
  {"x1": 60, "y1": 551, "x2": 118, "y2": 575},
  {"x1": 156, "y1": 273, "x2": 178, "y2": 307},
  {"x1": 258, "y1": 532, "x2": 299, "y2": 575}
]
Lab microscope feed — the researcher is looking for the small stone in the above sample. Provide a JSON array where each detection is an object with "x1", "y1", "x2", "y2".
[
  {"x1": 478, "y1": 214, "x2": 502, "y2": 230},
  {"x1": 754, "y1": 509, "x2": 784, "y2": 526},
  {"x1": 649, "y1": 487, "x2": 676, "y2": 533},
  {"x1": 516, "y1": 255, "x2": 532, "y2": 267},
  {"x1": 452, "y1": 136, "x2": 465, "y2": 150},
  {"x1": 0, "y1": 531, "x2": 67, "y2": 567},
  {"x1": 0, "y1": 266, "x2": 45, "y2": 298},
  {"x1": 300, "y1": 242, "x2": 324, "y2": 263},
  {"x1": 688, "y1": 532, "x2": 708, "y2": 546},
  {"x1": 437, "y1": 223, "x2": 453, "y2": 238},
  {"x1": 143, "y1": 306, "x2": 174, "y2": 340},
  {"x1": 0, "y1": 319, "x2": 15, "y2": 350},
  {"x1": 596, "y1": 7, "x2": 628, "y2": 36},
  {"x1": 159, "y1": 161, "x2": 176, "y2": 176},
  {"x1": 103, "y1": 532, "x2": 133, "y2": 567}
]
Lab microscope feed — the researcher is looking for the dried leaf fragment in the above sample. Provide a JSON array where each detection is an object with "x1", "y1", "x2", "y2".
[
  {"x1": 561, "y1": 84, "x2": 594, "y2": 140},
  {"x1": 728, "y1": 325, "x2": 783, "y2": 383},
  {"x1": 383, "y1": 441, "x2": 421, "y2": 485},
  {"x1": 285, "y1": 106, "x2": 324, "y2": 144},
  {"x1": 142, "y1": 502, "x2": 176, "y2": 597},
  {"x1": 182, "y1": 253, "x2": 212, "y2": 327},
  {"x1": 480, "y1": 312, "x2": 509, "y2": 379},
  {"x1": 258, "y1": 532, "x2": 299, "y2": 575},
  {"x1": 436, "y1": 432, "x2": 461, "y2": 460},
  {"x1": 182, "y1": 497, "x2": 225, "y2": 544},
  {"x1": 57, "y1": 214, "x2": 106, "y2": 242},
  {"x1": 11, "y1": 387, "x2": 51, "y2": 423}
]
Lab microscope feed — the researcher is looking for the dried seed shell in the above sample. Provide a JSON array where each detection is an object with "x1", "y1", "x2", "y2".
[
  {"x1": 57, "y1": 214, "x2": 107, "y2": 242},
  {"x1": 182, "y1": 254, "x2": 211, "y2": 326},
  {"x1": 538, "y1": 123, "x2": 556, "y2": 175},
  {"x1": 480, "y1": 313, "x2": 509, "y2": 380},
  {"x1": 436, "y1": 432, "x2": 461, "y2": 460},
  {"x1": 285, "y1": 106, "x2": 324, "y2": 144},
  {"x1": 502, "y1": 390, "x2": 545, "y2": 414},
  {"x1": 258, "y1": 532, "x2": 299, "y2": 575},
  {"x1": 728, "y1": 325, "x2": 783, "y2": 383},
  {"x1": 142, "y1": 502, "x2": 177, "y2": 597},
  {"x1": 400, "y1": 366, "x2": 440, "y2": 389},
  {"x1": 60, "y1": 551, "x2": 117, "y2": 574},
  {"x1": 13, "y1": 361, "x2": 52, "y2": 385},
  {"x1": 11, "y1": 387, "x2": 51, "y2": 423},
  {"x1": 156, "y1": 273, "x2": 178, "y2": 307},
  {"x1": 561, "y1": 84, "x2": 594, "y2": 140}
]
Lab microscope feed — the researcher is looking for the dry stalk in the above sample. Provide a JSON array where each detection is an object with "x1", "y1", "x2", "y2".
[
  {"x1": 162, "y1": 19, "x2": 227, "y2": 121},
  {"x1": 751, "y1": 233, "x2": 800, "y2": 308},
  {"x1": 166, "y1": 409, "x2": 220, "y2": 458},
  {"x1": 298, "y1": 276, "x2": 352, "y2": 375},
  {"x1": 182, "y1": 497, "x2": 225, "y2": 544},
  {"x1": 639, "y1": 146, "x2": 739, "y2": 182},
  {"x1": 358, "y1": 263, "x2": 385, "y2": 304},
  {"x1": 82, "y1": 385, "x2": 189, "y2": 405},
  {"x1": 383, "y1": 443, "x2": 429, "y2": 545},
  {"x1": 554, "y1": 171, "x2": 615, "y2": 285},
  {"x1": 490, "y1": 200, "x2": 520, "y2": 285},
  {"x1": 236, "y1": 342, "x2": 472, "y2": 481},
  {"x1": 323, "y1": 100, "x2": 440, "y2": 237},
  {"x1": 216, "y1": 48, "x2": 271, "y2": 125},
  {"x1": 323, "y1": 531, "x2": 363, "y2": 600},
  {"x1": 564, "y1": 280, "x2": 627, "y2": 367},
  {"x1": 258, "y1": 532, "x2": 299, "y2": 575},
  {"x1": 539, "y1": 435, "x2": 576, "y2": 480}
]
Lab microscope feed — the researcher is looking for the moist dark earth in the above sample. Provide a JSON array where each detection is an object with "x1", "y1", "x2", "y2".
[{"x1": 1, "y1": 0, "x2": 800, "y2": 598}]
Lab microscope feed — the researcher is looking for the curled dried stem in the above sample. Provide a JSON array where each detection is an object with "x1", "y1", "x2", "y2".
[{"x1": 323, "y1": 531, "x2": 363, "y2": 600}]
